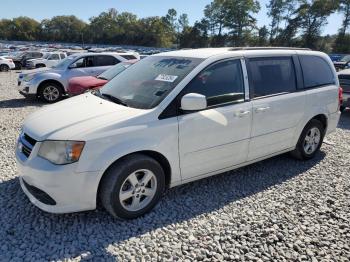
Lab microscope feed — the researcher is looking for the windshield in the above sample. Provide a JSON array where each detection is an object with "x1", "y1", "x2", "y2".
[
  {"x1": 42, "y1": 53, "x2": 50, "y2": 59},
  {"x1": 98, "y1": 62, "x2": 133, "y2": 80},
  {"x1": 53, "y1": 56, "x2": 77, "y2": 69},
  {"x1": 14, "y1": 52, "x2": 25, "y2": 59},
  {"x1": 340, "y1": 55, "x2": 350, "y2": 62},
  {"x1": 100, "y1": 56, "x2": 203, "y2": 109}
]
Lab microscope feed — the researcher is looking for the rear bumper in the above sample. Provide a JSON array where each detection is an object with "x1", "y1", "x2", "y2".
[{"x1": 326, "y1": 111, "x2": 341, "y2": 135}]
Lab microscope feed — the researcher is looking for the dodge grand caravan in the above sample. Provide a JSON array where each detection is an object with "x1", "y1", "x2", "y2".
[{"x1": 16, "y1": 48, "x2": 341, "y2": 219}]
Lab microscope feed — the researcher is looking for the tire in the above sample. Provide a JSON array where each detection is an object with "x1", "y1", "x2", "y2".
[
  {"x1": 36, "y1": 64, "x2": 46, "y2": 68},
  {"x1": 291, "y1": 119, "x2": 325, "y2": 160},
  {"x1": 340, "y1": 106, "x2": 346, "y2": 113},
  {"x1": 38, "y1": 82, "x2": 63, "y2": 103},
  {"x1": 100, "y1": 154, "x2": 165, "y2": 219},
  {"x1": 0, "y1": 64, "x2": 10, "y2": 72}
]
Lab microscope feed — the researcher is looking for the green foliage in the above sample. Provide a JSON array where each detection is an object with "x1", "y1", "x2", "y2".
[{"x1": 0, "y1": 1, "x2": 346, "y2": 51}]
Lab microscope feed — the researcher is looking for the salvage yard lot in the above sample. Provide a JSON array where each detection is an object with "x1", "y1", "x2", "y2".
[{"x1": 0, "y1": 71, "x2": 349, "y2": 261}]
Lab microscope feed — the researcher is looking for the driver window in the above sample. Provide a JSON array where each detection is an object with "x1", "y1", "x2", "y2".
[
  {"x1": 70, "y1": 57, "x2": 85, "y2": 68},
  {"x1": 182, "y1": 59, "x2": 245, "y2": 107}
]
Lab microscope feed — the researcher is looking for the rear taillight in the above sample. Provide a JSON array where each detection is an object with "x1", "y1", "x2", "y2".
[{"x1": 339, "y1": 86, "x2": 343, "y2": 110}]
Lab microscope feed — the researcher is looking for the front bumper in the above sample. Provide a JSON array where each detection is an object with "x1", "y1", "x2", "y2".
[
  {"x1": 17, "y1": 79, "x2": 37, "y2": 96},
  {"x1": 16, "y1": 139, "x2": 101, "y2": 214}
]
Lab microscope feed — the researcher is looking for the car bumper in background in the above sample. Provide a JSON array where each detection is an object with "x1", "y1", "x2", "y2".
[
  {"x1": 16, "y1": 140, "x2": 100, "y2": 213},
  {"x1": 342, "y1": 92, "x2": 350, "y2": 107}
]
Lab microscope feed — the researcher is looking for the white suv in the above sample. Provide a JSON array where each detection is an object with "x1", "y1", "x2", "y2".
[
  {"x1": 17, "y1": 53, "x2": 134, "y2": 103},
  {"x1": 16, "y1": 48, "x2": 341, "y2": 219},
  {"x1": 25, "y1": 52, "x2": 67, "y2": 69}
]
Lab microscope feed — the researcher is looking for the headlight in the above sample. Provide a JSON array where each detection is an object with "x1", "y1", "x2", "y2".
[
  {"x1": 23, "y1": 74, "x2": 35, "y2": 82},
  {"x1": 38, "y1": 140, "x2": 85, "y2": 165}
]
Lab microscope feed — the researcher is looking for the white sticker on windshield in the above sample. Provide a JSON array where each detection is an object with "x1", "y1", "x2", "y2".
[{"x1": 155, "y1": 74, "x2": 178, "y2": 82}]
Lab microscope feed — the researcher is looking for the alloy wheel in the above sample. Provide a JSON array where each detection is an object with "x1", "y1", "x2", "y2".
[
  {"x1": 303, "y1": 127, "x2": 321, "y2": 155},
  {"x1": 119, "y1": 169, "x2": 157, "y2": 212}
]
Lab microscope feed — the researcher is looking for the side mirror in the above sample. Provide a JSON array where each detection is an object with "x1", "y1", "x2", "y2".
[{"x1": 181, "y1": 93, "x2": 207, "y2": 111}]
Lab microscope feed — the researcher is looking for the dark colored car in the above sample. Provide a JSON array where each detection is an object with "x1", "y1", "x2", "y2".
[
  {"x1": 338, "y1": 70, "x2": 350, "y2": 112},
  {"x1": 12, "y1": 51, "x2": 45, "y2": 69},
  {"x1": 67, "y1": 60, "x2": 138, "y2": 96},
  {"x1": 333, "y1": 55, "x2": 350, "y2": 72}
]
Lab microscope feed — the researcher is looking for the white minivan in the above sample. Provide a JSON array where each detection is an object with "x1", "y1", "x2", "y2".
[{"x1": 16, "y1": 48, "x2": 341, "y2": 219}]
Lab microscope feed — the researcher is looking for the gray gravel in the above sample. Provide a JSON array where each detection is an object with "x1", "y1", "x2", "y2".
[{"x1": 0, "y1": 71, "x2": 350, "y2": 261}]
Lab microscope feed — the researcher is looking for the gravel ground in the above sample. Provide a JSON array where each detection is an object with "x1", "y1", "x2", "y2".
[{"x1": 0, "y1": 71, "x2": 349, "y2": 262}]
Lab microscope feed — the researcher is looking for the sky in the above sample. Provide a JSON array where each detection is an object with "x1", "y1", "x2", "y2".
[{"x1": 0, "y1": 0, "x2": 344, "y2": 36}]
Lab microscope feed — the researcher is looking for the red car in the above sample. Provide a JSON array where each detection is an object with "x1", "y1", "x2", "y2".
[{"x1": 67, "y1": 60, "x2": 138, "y2": 95}]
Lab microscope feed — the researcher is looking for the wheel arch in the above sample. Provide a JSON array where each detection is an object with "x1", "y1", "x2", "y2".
[
  {"x1": 96, "y1": 150, "x2": 172, "y2": 201},
  {"x1": 37, "y1": 79, "x2": 65, "y2": 95},
  {"x1": 310, "y1": 114, "x2": 328, "y2": 131}
]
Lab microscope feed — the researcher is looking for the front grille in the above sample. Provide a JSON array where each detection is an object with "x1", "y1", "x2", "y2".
[
  {"x1": 20, "y1": 133, "x2": 37, "y2": 158},
  {"x1": 22, "y1": 179, "x2": 56, "y2": 205}
]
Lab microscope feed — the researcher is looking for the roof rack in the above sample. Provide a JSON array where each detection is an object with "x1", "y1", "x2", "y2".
[{"x1": 229, "y1": 47, "x2": 312, "y2": 51}]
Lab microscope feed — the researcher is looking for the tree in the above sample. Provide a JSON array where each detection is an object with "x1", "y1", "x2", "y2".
[
  {"x1": 178, "y1": 14, "x2": 189, "y2": 32},
  {"x1": 223, "y1": 0, "x2": 261, "y2": 46},
  {"x1": 338, "y1": 0, "x2": 350, "y2": 35},
  {"x1": 296, "y1": 0, "x2": 338, "y2": 49},
  {"x1": 204, "y1": 0, "x2": 226, "y2": 36},
  {"x1": 40, "y1": 15, "x2": 86, "y2": 43},
  {"x1": 179, "y1": 20, "x2": 210, "y2": 48},
  {"x1": 267, "y1": 0, "x2": 297, "y2": 44}
]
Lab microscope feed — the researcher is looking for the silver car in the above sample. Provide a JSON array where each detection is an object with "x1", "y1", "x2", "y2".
[{"x1": 18, "y1": 52, "x2": 139, "y2": 103}]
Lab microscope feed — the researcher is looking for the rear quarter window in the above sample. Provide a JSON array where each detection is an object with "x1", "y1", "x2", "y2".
[{"x1": 299, "y1": 55, "x2": 335, "y2": 88}]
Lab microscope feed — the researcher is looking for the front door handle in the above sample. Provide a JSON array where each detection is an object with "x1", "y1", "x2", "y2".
[
  {"x1": 255, "y1": 106, "x2": 270, "y2": 113},
  {"x1": 234, "y1": 110, "x2": 250, "y2": 118}
]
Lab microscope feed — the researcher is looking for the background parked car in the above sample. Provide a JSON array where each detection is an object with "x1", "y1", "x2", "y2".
[
  {"x1": 26, "y1": 52, "x2": 67, "y2": 69},
  {"x1": 67, "y1": 60, "x2": 138, "y2": 96},
  {"x1": 0, "y1": 56, "x2": 15, "y2": 72},
  {"x1": 11, "y1": 51, "x2": 46, "y2": 69},
  {"x1": 333, "y1": 55, "x2": 350, "y2": 71},
  {"x1": 338, "y1": 69, "x2": 350, "y2": 112},
  {"x1": 17, "y1": 52, "x2": 136, "y2": 102}
]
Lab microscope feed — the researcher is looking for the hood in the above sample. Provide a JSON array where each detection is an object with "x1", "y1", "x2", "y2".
[
  {"x1": 23, "y1": 93, "x2": 147, "y2": 141},
  {"x1": 19, "y1": 67, "x2": 63, "y2": 79},
  {"x1": 69, "y1": 76, "x2": 108, "y2": 89}
]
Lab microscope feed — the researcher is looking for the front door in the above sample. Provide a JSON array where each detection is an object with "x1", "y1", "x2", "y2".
[{"x1": 178, "y1": 58, "x2": 252, "y2": 180}]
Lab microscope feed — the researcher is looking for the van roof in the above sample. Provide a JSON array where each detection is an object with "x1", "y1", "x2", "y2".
[{"x1": 155, "y1": 47, "x2": 319, "y2": 59}]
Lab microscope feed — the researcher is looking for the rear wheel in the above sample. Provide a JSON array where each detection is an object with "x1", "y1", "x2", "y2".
[
  {"x1": 291, "y1": 119, "x2": 325, "y2": 160},
  {"x1": 0, "y1": 64, "x2": 9, "y2": 72},
  {"x1": 340, "y1": 106, "x2": 346, "y2": 112},
  {"x1": 38, "y1": 82, "x2": 63, "y2": 103},
  {"x1": 100, "y1": 154, "x2": 165, "y2": 219},
  {"x1": 36, "y1": 64, "x2": 46, "y2": 68}
]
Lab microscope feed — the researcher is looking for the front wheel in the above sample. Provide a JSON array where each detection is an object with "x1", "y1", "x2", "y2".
[
  {"x1": 291, "y1": 119, "x2": 325, "y2": 160},
  {"x1": 100, "y1": 154, "x2": 165, "y2": 219},
  {"x1": 0, "y1": 64, "x2": 10, "y2": 72},
  {"x1": 38, "y1": 82, "x2": 63, "y2": 103}
]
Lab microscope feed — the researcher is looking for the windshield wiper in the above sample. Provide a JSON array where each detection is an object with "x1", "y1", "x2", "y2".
[{"x1": 100, "y1": 93, "x2": 129, "y2": 107}]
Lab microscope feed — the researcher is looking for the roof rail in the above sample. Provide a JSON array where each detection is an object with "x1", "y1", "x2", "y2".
[{"x1": 229, "y1": 47, "x2": 312, "y2": 51}]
